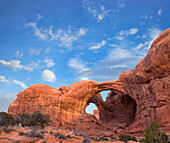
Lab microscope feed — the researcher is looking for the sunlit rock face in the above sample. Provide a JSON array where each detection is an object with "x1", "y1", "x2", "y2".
[{"x1": 8, "y1": 28, "x2": 170, "y2": 136}]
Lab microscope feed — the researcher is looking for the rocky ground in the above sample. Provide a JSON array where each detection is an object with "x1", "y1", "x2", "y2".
[{"x1": 0, "y1": 126, "x2": 141, "y2": 143}]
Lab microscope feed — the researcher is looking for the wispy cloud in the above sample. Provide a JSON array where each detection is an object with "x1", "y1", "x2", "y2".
[
  {"x1": 82, "y1": 0, "x2": 111, "y2": 22},
  {"x1": 89, "y1": 40, "x2": 106, "y2": 50},
  {"x1": 158, "y1": 9, "x2": 162, "y2": 16},
  {"x1": 0, "y1": 59, "x2": 40, "y2": 72},
  {"x1": 134, "y1": 27, "x2": 162, "y2": 56},
  {"x1": 25, "y1": 23, "x2": 87, "y2": 50},
  {"x1": 12, "y1": 80, "x2": 27, "y2": 88},
  {"x1": 41, "y1": 69, "x2": 56, "y2": 82},
  {"x1": 37, "y1": 14, "x2": 43, "y2": 20},
  {"x1": 0, "y1": 75, "x2": 10, "y2": 83},
  {"x1": 0, "y1": 75, "x2": 27, "y2": 88},
  {"x1": 25, "y1": 22, "x2": 46, "y2": 40},
  {"x1": 44, "y1": 48, "x2": 50, "y2": 53},
  {"x1": 43, "y1": 57, "x2": 55, "y2": 68},
  {"x1": 29, "y1": 48, "x2": 41, "y2": 55},
  {"x1": 14, "y1": 51, "x2": 23, "y2": 59},
  {"x1": 114, "y1": 28, "x2": 138, "y2": 40}
]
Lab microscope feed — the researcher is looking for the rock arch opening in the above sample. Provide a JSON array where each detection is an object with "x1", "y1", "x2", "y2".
[{"x1": 100, "y1": 90, "x2": 137, "y2": 127}]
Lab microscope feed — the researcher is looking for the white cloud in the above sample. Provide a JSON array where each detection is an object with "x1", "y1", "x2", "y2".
[
  {"x1": 158, "y1": 9, "x2": 162, "y2": 16},
  {"x1": 0, "y1": 59, "x2": 23, "y2": 71},
  {"x1": 12, "y1": 80, "x2": 27, "y2": 88},
  {"x1": 107, "y1": 48, "x2": 132, "y2": 60},
  {"x1": 44, "y1": 48, "x2": 50, "y2": 53},
  {"x1": 0, "y1": 75, "x2": 27, "y2": 88},
  {"x1": 89, "y1": 40, "x2": 106, "y2": 50},
  {"x1": 109, "y1": 44, "x2": 117, "y2": 47},
  {"x1": 25, "y1": 22, "x2": 46, "y2": 40},
  {"x1": 68, "y1": 58, "x2": 89, "y2": 73},
  {"x1": 114, "y1": 28, "x2": 138, "y2": 40},
  {"x1": 134, "y1": 27, "x2": 162, "y2": 56},
  {"x1": 14, "y1": 51, "x2": 23, "y2": 58},
  {"x1": 119, "y1": 28, "x2": 138, "y2": 36},
  {"x1": 41, "y1": 70, "x2": 56, "y2": 82},
  {"x1": 0, "y1": 59, "x2": 40, "y2": 72},
  {"x1": 117, "y1": 0, "x2": 125, "y2": 8},
  {"x1": 43, "y1": 57, "x2": 55, "y2": 68},
  {"x1": 26, "y1": 23, "x2": 87, "y2": 50},
  {"x1": 135, "y1": 42, "x2": 149, "y2": 50},
  {"x1": 37, "y1": 14, "x2": 43, "y2": 20},
  {"x1": 82, "y1": 0, "x2": 111, "y2": 22},
  {"x1": 141, "y1": 14, "x2": 153, "y2": 20},
  {"x1": 29, "y1": 48, "x2": 41, "y2": 55},
  {"x1": 0, "y1": 75, "x2": 10, "y2": 83}
]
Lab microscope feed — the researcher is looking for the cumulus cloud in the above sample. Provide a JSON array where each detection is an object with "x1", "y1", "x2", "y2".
[
  {"x1": 25, "y1": 23, "x2": 87, "y2": 50},
  {"x1": 41, "y1": 70, "x2": 56, "y2": 82},
  {"x1": 14, "y1": 51, "x2": 23, "y2": 58},
  {"x1": 0, "y1": 59, "x2": 23, "y2": 71},
  {"x1": 0, "y1": 75, "x2": 27, "y2": 88},
  {"x1": 0, "y1": 59, "x2": 40, "y2": 72},
  {"x1": 89, "y1": 40, "x2": 106, "y2": 50},
  {"x1": 43, "y1": 57, "x2": 55, "y2": 68},
  {"x1": 29, "y1": 48, "x2": 41, "y2": 55}
]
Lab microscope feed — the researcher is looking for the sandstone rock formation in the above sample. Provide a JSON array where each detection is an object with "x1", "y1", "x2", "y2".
[{"x1": 8, "y1": 28, "x2": 170, "y2": 137}]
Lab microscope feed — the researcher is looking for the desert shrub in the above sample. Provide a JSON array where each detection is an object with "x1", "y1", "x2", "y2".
[
  {"x1": 31, "y1": 111, "x2": 50, "y2": 128},
  {"x1": 139, "y1": 138, "x2": 145, "y2": 142},
  {"x1": 0, "y1": 112, "x2": 15, "y2": 126},
  {"x1": 50, "y1": 131, "x2": 53, "y2": 134},
  {"x1": 18, "y1": 131, "x2": 24, "y2": 136},
  {"x1": 3, "y1": 126, "x2": 12, "y2": 133},
  {"x1": 16, "y1": 113, "x2": 31, "y2": 127},
  {"x1": 54, "y1": 132, "x2": 60, "y2": 138},
  {"x1": 119, "y1": 134, "x2": 137, "y2": 143},
  {"x1": 99, "y1": 137, "x2": 109, "y2": 141},
  {"x1": 73, "y1": 129, "x2": 84, "y2": 136},
  {"x1": 82, "y1": 138, "x2": 91, "y2": 143},
  {"x1": 41, "y1": 130, "x2": 46, "y2": 134},
  {"x1": 91, "y1": 137, "x2": 98, "y2": 141},
  {"x1": 58, "y1": 134, "x2": 66, "y2": 139},
  {"x1": 143, "y1": 121, "x2": 169, "y2": 143},
  {"x1": 16, "y1": 111, "x2": 50, "y2": 127},
  {"x1": 67, "y1": 134, "x2": 71, "y2": 138}
]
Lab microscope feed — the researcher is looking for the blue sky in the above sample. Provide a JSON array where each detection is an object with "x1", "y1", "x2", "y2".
[{"x1": 0, "y1": 0, "x2": 169, "y2": 113}]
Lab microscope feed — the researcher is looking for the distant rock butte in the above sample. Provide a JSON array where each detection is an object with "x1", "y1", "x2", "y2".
[{"x1": 8, "y1": 28, "x2": 170, "y2": 137}]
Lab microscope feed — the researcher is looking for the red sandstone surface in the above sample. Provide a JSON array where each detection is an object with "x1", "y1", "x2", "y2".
[{"x1": 8, "y1": 28, "x2": 170, "y2": 138}]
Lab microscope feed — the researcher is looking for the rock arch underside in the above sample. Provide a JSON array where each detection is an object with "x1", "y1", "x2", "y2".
[{"x1": 8, "y1": 28, "x2": 170, "y2": 137}]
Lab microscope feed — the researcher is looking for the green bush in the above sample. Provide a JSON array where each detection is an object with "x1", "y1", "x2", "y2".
[
  {"x1": 119, "y1": 134, "x2": 137, "y2": 143},
  {"x1": 0, "y1": 112, "x2": 15, "y2": 126},
  {"x1": 16, "y1": 111, "x2": 50, "y2": 128},
  {"x1": 143, "y1": 121, "x2": 169, "y2": 143},
  {"x1": 98, "y1": 137, "x2": 109, "y2": 141}
]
